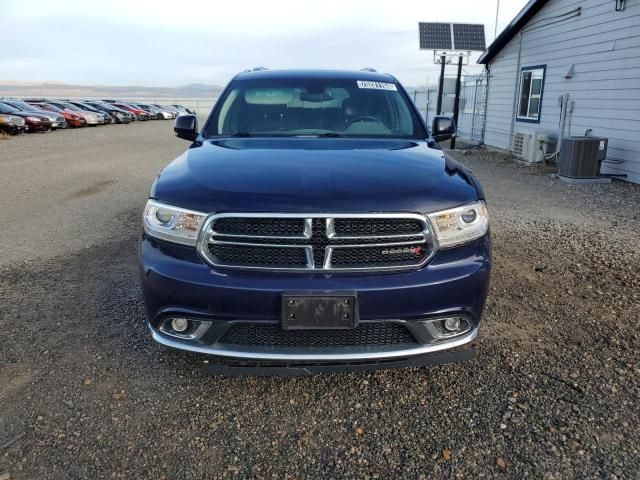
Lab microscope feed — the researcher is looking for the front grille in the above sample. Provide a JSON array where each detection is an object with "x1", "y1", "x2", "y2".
[
  {"x1": 218, "y1": 322, "x2": 417, "y2": 347},
  {"x1": 198, "y1": 214, "x2": 434, "y2": 272}
]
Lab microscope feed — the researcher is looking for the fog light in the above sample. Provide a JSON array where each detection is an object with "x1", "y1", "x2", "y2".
[
  {"x1": 171, "y1": 318, "x2": 189, "y2": 332},
  {"x1": 443, "y1": 317, "x2": 461, "y2": 332}
]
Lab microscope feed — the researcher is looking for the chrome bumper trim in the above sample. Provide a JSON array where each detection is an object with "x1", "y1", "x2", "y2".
[{"x1": 149, "y1": 324, "x2": 477, "y2": 361}]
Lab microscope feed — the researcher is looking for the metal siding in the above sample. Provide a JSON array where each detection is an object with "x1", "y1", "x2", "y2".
[{"x1": 483, "y1": 0, "x2": 640, "y2": 183}]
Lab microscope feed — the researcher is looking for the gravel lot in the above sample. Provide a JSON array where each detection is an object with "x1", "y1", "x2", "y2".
[{"x1": 1, "y1": 124, "x2": 639, "y2": 479}]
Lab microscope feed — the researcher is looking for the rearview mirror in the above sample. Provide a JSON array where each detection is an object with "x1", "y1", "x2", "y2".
[
  {"x1": 432, "y1": 116, "x2": 456, "y2": 142},
  {"x1": 174, "y1": 114, "x2": 198, "y2": 141}
]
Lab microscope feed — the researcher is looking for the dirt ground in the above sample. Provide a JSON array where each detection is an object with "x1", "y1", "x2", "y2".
[{"x1": 1, "y1": 124, "x2": 639, "y2": 479}]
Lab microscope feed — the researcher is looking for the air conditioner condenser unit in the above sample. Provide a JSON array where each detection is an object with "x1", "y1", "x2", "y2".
[
  {"x1": 512, "y1": 132, "x2": 549, "y2": 163},
  {"x1": 512, "y1": 133, "x2": 529, "y2": 160}
]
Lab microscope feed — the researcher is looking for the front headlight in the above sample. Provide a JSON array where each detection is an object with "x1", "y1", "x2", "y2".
[
  {"x1": 143, "y1": 199, "x2": 207, "y2": 246},
  {"x1": 26, "y1": 116, "x2": 42, "y2": 122},
  {"x1": 427, "y1": 201, "x2": 489, "y2": 248}
]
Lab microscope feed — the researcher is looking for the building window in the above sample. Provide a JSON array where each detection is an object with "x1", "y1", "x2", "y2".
[{"x1": 517, "y1": 65, "x2": 546, "y2": 123}]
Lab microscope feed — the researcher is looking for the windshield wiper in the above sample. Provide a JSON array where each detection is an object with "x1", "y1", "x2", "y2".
[
  {"x1": 226, "y1": 132, "x2": 253, "y2": 137},
  {"x1": 222, "y1": 132, "x2": 346, "y2": 138},
  {"x1": 314, "y1": 132, "x2": 346, "y2": 138}
]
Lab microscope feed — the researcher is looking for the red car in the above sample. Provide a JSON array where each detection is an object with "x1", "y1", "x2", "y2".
[
  {"x1": 0, "y1": 102, "x2": 51, "y2": 132},
  {"x1": 29, "y1": 102, "x2": 86, "y2": 128},
  {"x1": 111, "y1": 103, "x2": 150, "y2": 120}
]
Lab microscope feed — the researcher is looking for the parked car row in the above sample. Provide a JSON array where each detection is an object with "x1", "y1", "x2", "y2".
[{"x1": 0, "y1": 98, "x2": 196, "y2": 134}]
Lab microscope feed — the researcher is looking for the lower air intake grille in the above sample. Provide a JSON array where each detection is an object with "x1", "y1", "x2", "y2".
[{"x1": 218, "y1": 322, "x2": 417, "y2": 348}]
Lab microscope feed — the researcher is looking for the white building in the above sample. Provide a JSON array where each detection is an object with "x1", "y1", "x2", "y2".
[{"x1": 478, "y1": 0, "x2": 640, "y2": 183}]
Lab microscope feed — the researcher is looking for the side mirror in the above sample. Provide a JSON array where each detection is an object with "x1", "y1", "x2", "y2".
[
  {"x1": 432, "y1": 116, "x2": 457, "y2": 142},
  {"x1": 174, "y1": 114, "x2": 198, "y2": 141}
]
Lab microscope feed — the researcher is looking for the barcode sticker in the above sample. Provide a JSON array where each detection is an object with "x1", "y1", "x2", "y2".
[{"x1": 357, "y1": 80, "x2": 397, "y2": 91}]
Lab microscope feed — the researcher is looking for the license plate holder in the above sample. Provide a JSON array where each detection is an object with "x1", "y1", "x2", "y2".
[{"x1": 282, "y1": 293, "x2": 358, "y2": 330}]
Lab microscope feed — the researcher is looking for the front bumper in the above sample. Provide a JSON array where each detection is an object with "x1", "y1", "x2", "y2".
[
  {"x1": 26, "y1": 121, "x2": 52, "y2": 132},
  {"x1": 140, "y1": 234, "x2": 491, "y2": 364},
  {"x1": 0, "y1": 124, "x2": 26, "y2": 134}
]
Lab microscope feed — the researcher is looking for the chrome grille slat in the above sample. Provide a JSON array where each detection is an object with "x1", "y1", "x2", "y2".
[{"x1": 196, "y1": 213, "x2": 437, "y2": 272}]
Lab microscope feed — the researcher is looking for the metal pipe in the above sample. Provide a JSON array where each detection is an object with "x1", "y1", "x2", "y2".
[
  {"x1": 545, "y1": 93, "x2": 568, "y2": 161},
  {"x1": 559, "y1": 93, "x2": 568, "y2": 148},
  {"x1": 436, "y1": 57, "x2": 446, "y2": 115},
  {"x1": 450, "y1": 56, "x2": 464, "y2": 150},
  {"x1": 508, "y1": 32, "x2": 524, "y2": 149},
  {"x1": 470, "y1": 76, "x2": 480, "y2": 140},
  {"x1": 494, "y1": 0, "x2": 500, "y2": 40},
  {"x1": 425, "y1": 89, "x2": 431, "y2": 124},
  {"x1": 480, "y1": 67, "x2": 490, "y2": 145}
]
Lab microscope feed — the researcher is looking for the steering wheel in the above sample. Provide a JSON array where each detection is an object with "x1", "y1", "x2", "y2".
[{"x1": 345, "y1": 115, "x2": 380, "y2": 128}]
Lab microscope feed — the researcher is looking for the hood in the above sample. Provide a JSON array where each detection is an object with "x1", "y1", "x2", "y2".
[
  {"x1": 1, "y1": 103, "x2": 57, "y2": 120},
  {"x1": 60, "y1": 111, "x2": 81, "y2": 118},
  {"x1": 9, "y1": 111, "x2": 50, "y2": 121},
  {"x1": 152, "y1": 138, "x2": 479, "y2": 214},
  {"x1": 31, "y1": 110, "x2": 60, "y2": 121},
  {"x1": 74, "y1": 110, "x2": 101, "y2": 119},
  {"x1": 18, "y1": 109, "x2": 57, "y2": 121}
]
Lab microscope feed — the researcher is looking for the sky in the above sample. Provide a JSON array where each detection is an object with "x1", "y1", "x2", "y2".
[{"x1": 0, "y1": 0, "x2": 529, "y2": 87}]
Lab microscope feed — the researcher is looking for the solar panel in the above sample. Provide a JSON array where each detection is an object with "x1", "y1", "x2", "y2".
[
  {"x1": 419, "y1": 23, "x2": 452, "y2": 50},
  {"x1": 452, "y1": 24, "x2": 486, "y2": 51},
  {"x1": 419, "y1": 22, "x2": 486, "y2": 51}
]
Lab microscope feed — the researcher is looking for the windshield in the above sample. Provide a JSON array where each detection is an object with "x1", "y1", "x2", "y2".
[
  {"x1": 0, "y1": 103, "x2": 20, "y2": 114},
  {"x1": 60, "y1": 102, "x2": 83, "y2": 111},
  {"x1": 38, "y1": 103, "x2": 62, "y2": 112},
  {"x1": 72, "y1": 102, "x2": 92, "y2": 110},
  {"x1": 205, "y1": 77, "x2": 426, "y2": 139},
  {"x1": 4, "y1": 100, "x2": 34, "y2": 111}
]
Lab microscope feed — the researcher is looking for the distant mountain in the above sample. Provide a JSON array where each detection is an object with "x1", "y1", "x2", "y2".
[{"x1": 0, "y1": 81, "x2": 223, "y2": 99}]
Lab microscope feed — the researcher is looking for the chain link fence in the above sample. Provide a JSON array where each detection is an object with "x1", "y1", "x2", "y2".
[
  {"x1": 57, "y1": 96, "x2": 216, "y2": 116},
  {"x1": 409, "y1": 71, "x2": 488, "y2": 145},
  {"x1": 61, "y1": 79, "x2": 489, "y2": 142}
]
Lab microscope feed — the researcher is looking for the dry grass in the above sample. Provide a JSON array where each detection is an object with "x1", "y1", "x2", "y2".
[{"x1": 0, "y1": 131, "x2": 11, "y2": 140}]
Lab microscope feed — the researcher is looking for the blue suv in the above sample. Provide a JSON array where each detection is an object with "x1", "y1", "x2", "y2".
[{"x1": 140, "y1": 69, "x2": 490, "y2": 374}]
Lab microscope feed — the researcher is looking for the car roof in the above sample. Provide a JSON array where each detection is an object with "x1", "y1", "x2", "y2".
[{"x1": 233, "y1": 69, "x2": 396, "y2": 83}]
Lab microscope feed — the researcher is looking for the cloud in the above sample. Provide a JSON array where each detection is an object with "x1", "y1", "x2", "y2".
[{"x1": 0, "y1": 0, "x2": 529, "y2": 87}]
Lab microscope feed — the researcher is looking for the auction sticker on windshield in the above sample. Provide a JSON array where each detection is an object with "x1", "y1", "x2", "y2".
[{"x1": 356, "y1": 80, "x2": 397, "y2": 91}]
